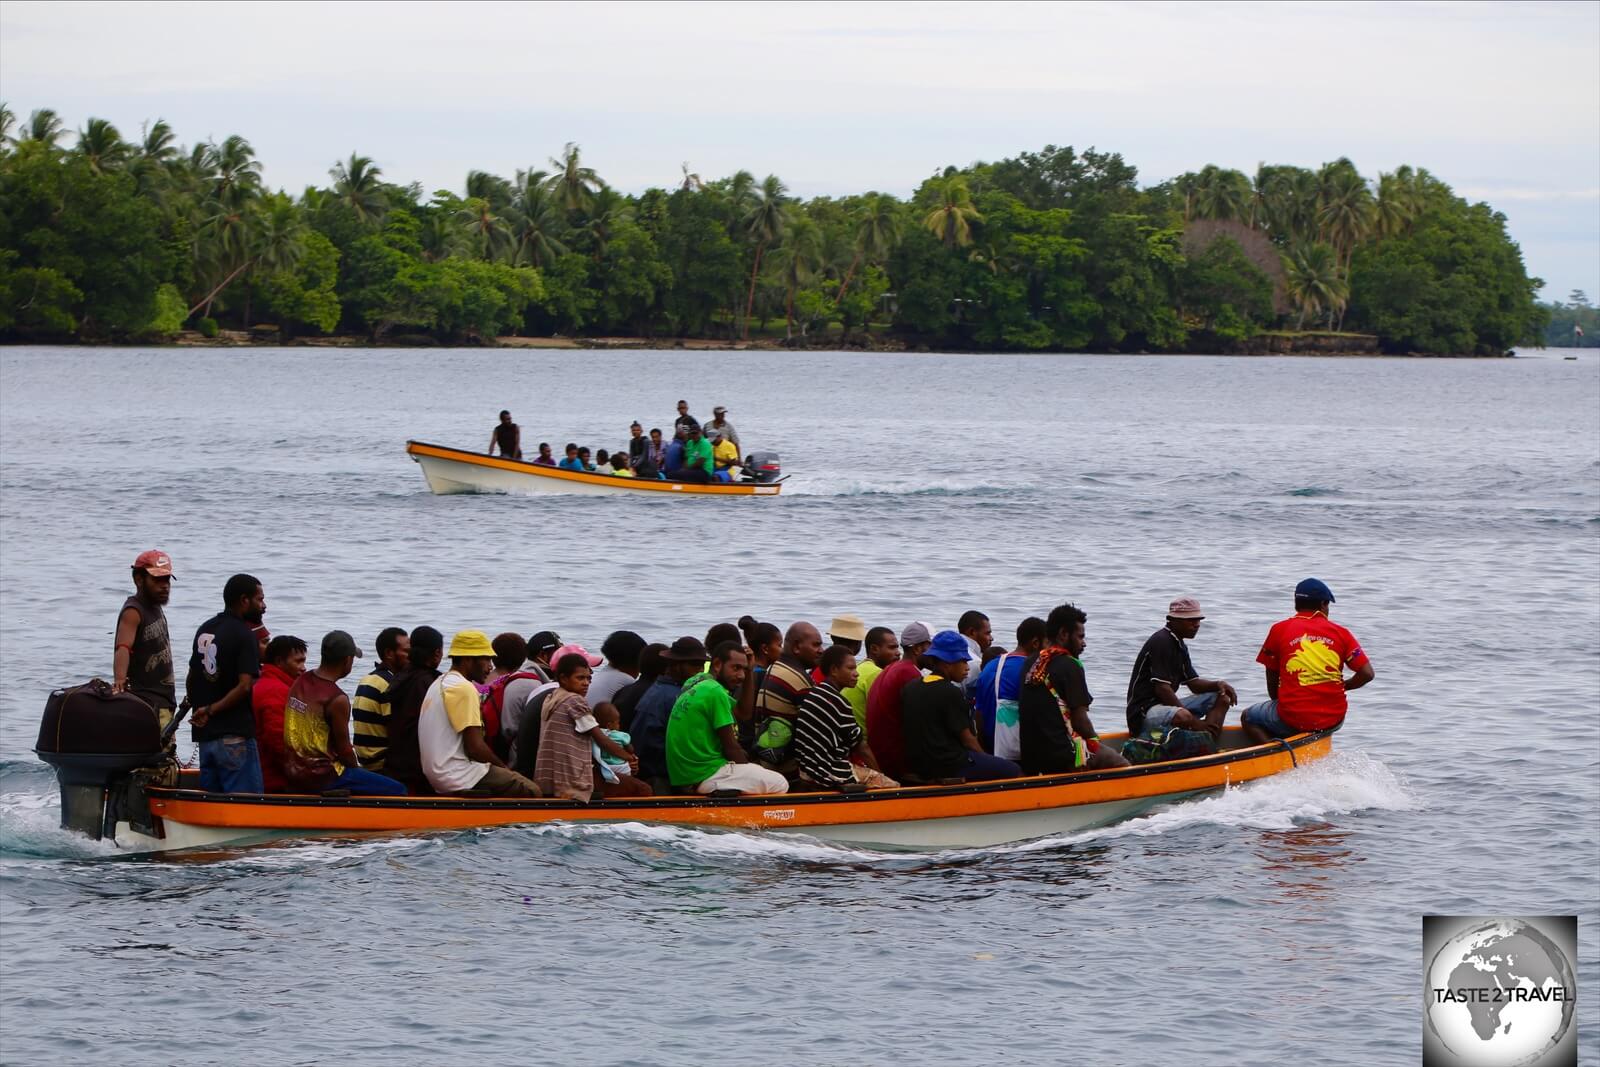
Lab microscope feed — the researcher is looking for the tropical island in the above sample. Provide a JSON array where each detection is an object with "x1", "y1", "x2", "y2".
[{"x1": 0, "y1": 105, "x2": 1559, "y2": 356}]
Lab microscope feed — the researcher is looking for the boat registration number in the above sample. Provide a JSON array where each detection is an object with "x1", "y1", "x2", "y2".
[{"x1": 763, "y1": 809, "x2": 796, "y2": 821}]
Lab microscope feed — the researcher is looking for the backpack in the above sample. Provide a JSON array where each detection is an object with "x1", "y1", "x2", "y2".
[
  {"x1": 1120, "y1": 726, "x2": 1218, "y2": 765},
  {"x1": 477, "y1": 671, "x2": 545, "y2": 750}
]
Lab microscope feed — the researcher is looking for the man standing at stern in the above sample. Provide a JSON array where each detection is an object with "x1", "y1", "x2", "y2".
[{"x1": 112, "y1": 550, "x2": 177, "y2": 724}]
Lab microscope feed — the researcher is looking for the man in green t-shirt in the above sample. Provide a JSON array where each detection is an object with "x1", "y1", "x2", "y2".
[
  {"x1": 666, "y1": 425, "x2": 716, "y2": 484},
  {"x1": 666, "y1": 642, "x2": 788, "y2": 795}
]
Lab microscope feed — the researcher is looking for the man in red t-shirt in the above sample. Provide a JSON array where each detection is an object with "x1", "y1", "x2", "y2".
[
  {"x1": 864, "y1": 621, "x2": 933, "y2": 781},
  {"x1": 1242, "y1": 578, "x2": 1374, "y2": 744}
]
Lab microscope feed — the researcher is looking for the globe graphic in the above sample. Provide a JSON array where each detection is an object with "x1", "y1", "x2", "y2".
[{"x1": 1426, "y1": 919, "x2": 1576, "y2": 1066}]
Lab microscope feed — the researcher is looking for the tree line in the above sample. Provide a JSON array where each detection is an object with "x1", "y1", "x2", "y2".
[{"x1": 0, "y1": 105, "x2": 1550, "y2": 355}]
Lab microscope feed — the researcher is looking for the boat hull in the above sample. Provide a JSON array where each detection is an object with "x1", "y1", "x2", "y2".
[
  {"x1": 126, "y1": 729, "x2": 1333, "y2": 854},
  {"x1": 407, "y1": 440, "x2": 782, "y2": 497}
]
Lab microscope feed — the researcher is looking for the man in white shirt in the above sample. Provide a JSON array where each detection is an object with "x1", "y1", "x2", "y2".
[{"x1": 418, "y1": 630, "x2": 541, "y2": 797}]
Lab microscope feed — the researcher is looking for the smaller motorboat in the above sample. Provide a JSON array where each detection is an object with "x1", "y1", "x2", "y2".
[{"x1": 406, "y1": 440, "x2": 784, "y2": 497}]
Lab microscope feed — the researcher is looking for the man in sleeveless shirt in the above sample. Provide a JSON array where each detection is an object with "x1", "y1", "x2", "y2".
[
  {"x1": 281, "y1": 631, "x2": 407, "y2": 795},
  {"x1": 113, "y1": 550, "x2": 176, "y2": 724}
]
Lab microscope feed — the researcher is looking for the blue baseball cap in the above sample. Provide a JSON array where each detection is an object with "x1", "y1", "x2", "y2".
[
  {"x1": 1295, "y1": 577, "x2": 1336, "y2": 603},
  {"x1": 925, "y1": 630, "x2": 974, "y2": 663}
]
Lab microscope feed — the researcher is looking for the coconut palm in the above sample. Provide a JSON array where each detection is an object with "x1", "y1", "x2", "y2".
[
  {"x1": 1282, "y1": 242, "x2": 1347, "y2": 330},
  {"x1": 741, "y1": 174, "x2": 789, "y2": 338},
  {"x1": 75, "y1": 117, "x2": 129, "y2": 174},
  {"x1": 836, "y1": 193, "x2": 904, "y2": 306},
  {"x1": 456, "y1": 196, "x2": 512, "y2": 261},
  {"x1": 507, "y1": 169, "x2": 568, "y2": 268},
  {"x1": 465, "y1": 170, "x2": 513, "y2": 212},
  {"x1": 679, "y1": 162, "x2": 703, "y2": 192},
  {"x1": 1317, "y1": 166, "x2": 1375, "y2": 274},
  {"x1": 922, "y1": 175, "x2": 981, "y2": 248},
  {"x1": 331, "y1": 153, "x2": 387, "y2": 225},
  {"x1": 1374, "y1": 166, "x2": 1421, "y2": 239},
  {"x1": 1193, "y1": 165, "x2": 1251, "y2": 223},
  {"x1": 547, "y1": 142, "x2": 600, "y2": 214},
  {"x1": 23, "y1": 108, "x2": 64, "y2": 146},
  {"x1": 1173, "y1": 172, "x2": 1199, "y2": 222},
  {"x1": 206, "y1": 135, "x2": 263, "y2": 209},
  {"x1": 772, "y1": 217, "x2": 825, "y2": 339},
  {"x1": 0, "y1": 103, "x2": 16, "y2": 150},
  {"x1": 578, "y1": 186, "x2": 632, "y2": 257}
]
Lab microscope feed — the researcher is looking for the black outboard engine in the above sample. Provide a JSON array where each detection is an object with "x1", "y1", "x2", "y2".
[
  {"x1": 743, "y1": 451, "x2": 782, "y2": 483},
  {"x1": 35, "y1": 680, "x2": 175, "y2": 841}
]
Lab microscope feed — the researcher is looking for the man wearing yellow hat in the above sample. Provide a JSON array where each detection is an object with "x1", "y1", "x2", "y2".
[{"x1": 417, "y1": 631, "x2": 541, "y2": 797}]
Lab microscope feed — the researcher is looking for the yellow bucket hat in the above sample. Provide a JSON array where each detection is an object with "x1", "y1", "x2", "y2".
[{"x1": 447, "y1": 630, "x2": 496, "y2": 658}]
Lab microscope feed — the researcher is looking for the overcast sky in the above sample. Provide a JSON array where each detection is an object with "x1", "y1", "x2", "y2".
[{"x1": 3, "y1": 0, "x2": 1596, "y2": 299}]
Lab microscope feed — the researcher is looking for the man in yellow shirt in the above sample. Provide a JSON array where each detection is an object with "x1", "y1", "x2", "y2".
[
  {"x1": 417, "y1": 631, "x2": 541, "y2": 796},
  {"x1": 710, "y1": 430, "x2": 740, "y2": 482}
]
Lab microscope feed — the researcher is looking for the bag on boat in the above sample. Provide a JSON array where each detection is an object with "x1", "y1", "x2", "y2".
[
  {"x1": 476, "y1": 671, "x2": 544, "y2": 759},
  {"x1": 1121, "y1": 726, "x2": 1217, "y2": 765},
  {"x1": 751, "y1": 715, "x2": 793, "y2": 767}
]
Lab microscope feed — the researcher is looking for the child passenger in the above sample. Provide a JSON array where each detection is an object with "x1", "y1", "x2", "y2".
[{"x1": 593, "y1": 702, "x2": 652, "y2": 797}]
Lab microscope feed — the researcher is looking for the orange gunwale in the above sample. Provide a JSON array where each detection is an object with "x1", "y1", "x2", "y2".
[
  {"x1": 406, "y1": 440, "x2": 782, "y2": 496},
  {"x1": 146, "y1": 729, "x2": 1334, "y2": 834}
]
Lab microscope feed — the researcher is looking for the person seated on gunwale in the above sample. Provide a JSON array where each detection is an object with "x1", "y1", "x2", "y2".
[
  {"x1": 558, "y1": 443, "x2": 584, "y2": 471},
  {"x1": 630, "y1": 637, "x2": 709, "y2": 789},
  {"x1": 793, "y1": 645, "x2": 897, "y2": 790},
  {"x1": 595, "y1": 448, "x2": 611, "y2": 471},
  {"x1": 613, "y1": 643, "x2": 666, "y2": 729},
  {"x1": 252, "y1": 634, "x2": 306, "y2": 794},
  {"x1": 609, "y1": 452, "x2": 636, "y2": 478},
  {"x1": 512, "y1": 642, "x2": 598, "y2": 777},
  {"x1": 592, "y1": 702, "x2": 652, "y2": 797},
  {"x1": 665, "y1": 425, "x2": 714, "y2": 483},
  {"x1": 418, "y1": 630, "x2": 541, "y2": 797},
  {"x1": 864, "y1": 620, "x2": 933, "y2": 781},
  {"x1": 281, "y1": 631, "x2": 407, "y2": 795},
  {"x1": 1125, "y1": 597, "x2": 1236, "y2": 740},
  {"x1": 532, "y1": 443, "x2": 557, "y2": 467},
  {"x1": 380, "y1": 625, "x2": 443, "y2": 793},
  {"x1": 534, "y1": 654, "x2": 643, "y2": 800},
  {"x1": 351, "y1": 627, "x2": 410, "y2": 770},
  {"x1": 577, "y1": 446, "x2": 598, "y2": 472},
  {"x1": 1240, "y1": 578, "x2": 1374, "y2": 745},
  {"x1": 751, "y1": 621, "x2": 822, "y2": 771},
  {"x1": 901, "y1": 631, "x2": 1021, "y2": 783},
  {"x1": 1018, "y1": 604, "x2": 1129, "y2": 774},
  {"x1": 841, "y1": 625, "x2": 900, "y2": 734},
  {"x1": 666, "y1": 642, "x2": 788, "y2": 795}
]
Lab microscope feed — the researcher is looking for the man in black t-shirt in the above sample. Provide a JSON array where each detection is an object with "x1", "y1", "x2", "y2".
[
  {"x1": 186, "y1": 573, "x2": 266, "y2": 793},
  {"x1": 1124, "y1": 597, "x2": 1237, "y2": 737},
  {"x1": 489, "y1": 410, "x2": 522, "y2": 460},
  {"x1": 1018, "y1": 603, "x2": 1129, "y2": 774},
  {"x1": 673, "y1": 399, "x2": 700, "y2": 441},
  {"x1": 900, "y1": 631, "x2": 1020, "y2": 782}
]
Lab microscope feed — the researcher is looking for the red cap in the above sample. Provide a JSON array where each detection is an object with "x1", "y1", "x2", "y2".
[{"x1": 133, "y1": 550, "x2": 174, "y2": 578}]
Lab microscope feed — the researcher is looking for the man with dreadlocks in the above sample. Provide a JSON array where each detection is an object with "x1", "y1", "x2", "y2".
[{"x1": 1018, "y1": 603, "x2": 1129, "y2": 774}]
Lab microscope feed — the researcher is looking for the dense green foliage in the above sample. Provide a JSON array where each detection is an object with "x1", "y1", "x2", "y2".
[{"x1": 0, "y1": 104, "x2": 1550, "y2": 353}]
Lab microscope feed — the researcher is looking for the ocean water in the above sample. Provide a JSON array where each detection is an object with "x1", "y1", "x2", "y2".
[{"x1": 0, "y1": 345, "x2": 1596, "y2": 1066}]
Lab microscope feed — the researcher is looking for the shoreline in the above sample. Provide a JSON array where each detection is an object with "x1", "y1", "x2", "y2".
[{"x1": 1, "y1": 330, "x2": 1513, "y2": 358}]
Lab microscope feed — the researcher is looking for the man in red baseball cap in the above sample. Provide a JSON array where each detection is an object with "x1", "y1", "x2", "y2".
[{"x1": 113, "y1": 551, "x2": 177, "y2": 722}]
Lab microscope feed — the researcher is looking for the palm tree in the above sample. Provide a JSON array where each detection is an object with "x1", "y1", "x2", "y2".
[
  {"x1": 507, "y1": 169, "x2": 568, "y2": 268},
  {"x1": 139, "y1": 119, "x2": 177, "y2": 162},
  {"x1": 0, "y1": 103, "x2": 16, "y2": 150},
  {"x1": 679, "y1": 162, "x2": 703, "y2": 192},
  {"x1": 772, "y1": 217, "x2": 825, "y2": 339},
  {"x1": 331, "y1": 153, "x2": 387, "y2": 225},
  {"x1": 1282, "y1": 243, "x2": 1347, "y2": 330},
  {"x1": 456, "y1": 196, "x2": 512, "y2": 261},
  {"x1": 1249, "y1": 162, "x2": 1270, "y2": 230},
  {"x1": 1374, "y1": 166, "x2": 1421, "y2": 240},
  {"x1": 207, "y1": 135, "x2": 263, "y2": 209},
  {"x1": 1317, "y1": 166, "x2": 1375, "y2": 275},
  {"x1": 75, "y1": 117, "x2": 129, "y2": 174},
  {"x1": 547, "y1": 142, "x2": 600, "y2": 214},
  {"x1": 835, "y1": 193, "x2": 903, "y2": 307},
  {"x1": 23, "y1": 108, "x2": 64, "y2": 145},
  {"x1": 741, "y1": 174, "x2": 789, "y2": 339},
  {"x1": 465, "y1": 170, "x2": 513, "y2": 212},
  {"x1": 1173, "y1": 172, "x2": 1199, "y2": 221},
  {"x1": 578, "y1": 186, "x2": 631, "y2": 258},
  {"x1": 921, "y1": 176, "x2": 981, "y2": 248},
  {"x1": 418, "y1": 211, "x2": 464, "y2": 262},
  {"x1": 1193, "y1": 165, "x2": 1251, "y2": 223}
]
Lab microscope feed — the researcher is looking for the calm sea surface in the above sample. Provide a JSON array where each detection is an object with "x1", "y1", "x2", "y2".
[{"x1": 1, "y1": 346, "x2": 1596, "y2": 1066}]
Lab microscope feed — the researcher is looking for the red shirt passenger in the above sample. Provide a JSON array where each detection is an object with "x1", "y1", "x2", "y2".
[
  {"x1": 251, "y1": 637, "x2": 307, "y2": 793},
  {"x1": 864, "y1": 622, "x2": 934, "y2": 781},
  {"x1": 1242, "y1": 578, "x2": 1374, "y2": 743}
]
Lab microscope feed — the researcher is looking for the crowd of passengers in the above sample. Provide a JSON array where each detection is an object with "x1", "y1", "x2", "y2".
[
  {"x1": 112, "y1": 552, "x2": 1374, "y2": 801},
  {"x1": 489, "y1": 401, "x2": 751, "y2": 484}
]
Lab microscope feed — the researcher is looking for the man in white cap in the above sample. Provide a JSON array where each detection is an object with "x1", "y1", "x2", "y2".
[
  {"x1": 863, "y1": 621, "x2": 934, "y2": 781},
  {"x1": 113, "y1": 550, "x2": 176, "y2": 721},
  {"x1": 418, "y1": 630, "x2": 541, "y2": 797},
  {"x1": 703, "y1": 405, "x2": 740, "y2": 451},
  {"x1": 1124, "y1": 597, "x2": 1237, "y2": 738}
]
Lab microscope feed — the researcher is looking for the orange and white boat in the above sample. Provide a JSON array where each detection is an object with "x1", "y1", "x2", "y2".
[
  {"x1": 40, "y1": 723, "x2": 1334, "y2": 855},
  {"x1": 406, "y1": 440, "x2": 784, "y2": 497}
]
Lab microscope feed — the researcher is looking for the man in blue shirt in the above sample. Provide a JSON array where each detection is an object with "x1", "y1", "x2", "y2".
[{"x1": 973, "y1": 617, "x2": 1046, "y2": 760}]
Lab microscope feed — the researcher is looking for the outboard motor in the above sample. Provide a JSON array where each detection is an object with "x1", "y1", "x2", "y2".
[
  {"x1": 743, "y1": 451, "x2": 782, "y2": 483},
  {"x1": 35, "y1": 680, "x2": 176, "y2": 841}
]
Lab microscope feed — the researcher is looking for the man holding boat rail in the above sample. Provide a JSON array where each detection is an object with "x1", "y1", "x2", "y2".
[
  {"x1": 112, "y1": 550, "x2": 176, "y2": 723},
  {"x1": 1241, "y1": 579, "x2": 1373, "y2": 745}
]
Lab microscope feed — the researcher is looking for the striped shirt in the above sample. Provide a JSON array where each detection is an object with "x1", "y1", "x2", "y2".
[
  {"x1": 352, "y1": 665, "x2": 396, "y2": 768},
  {"x1": 793, "y1": 681, "x2": 861, "y2": 786}
]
